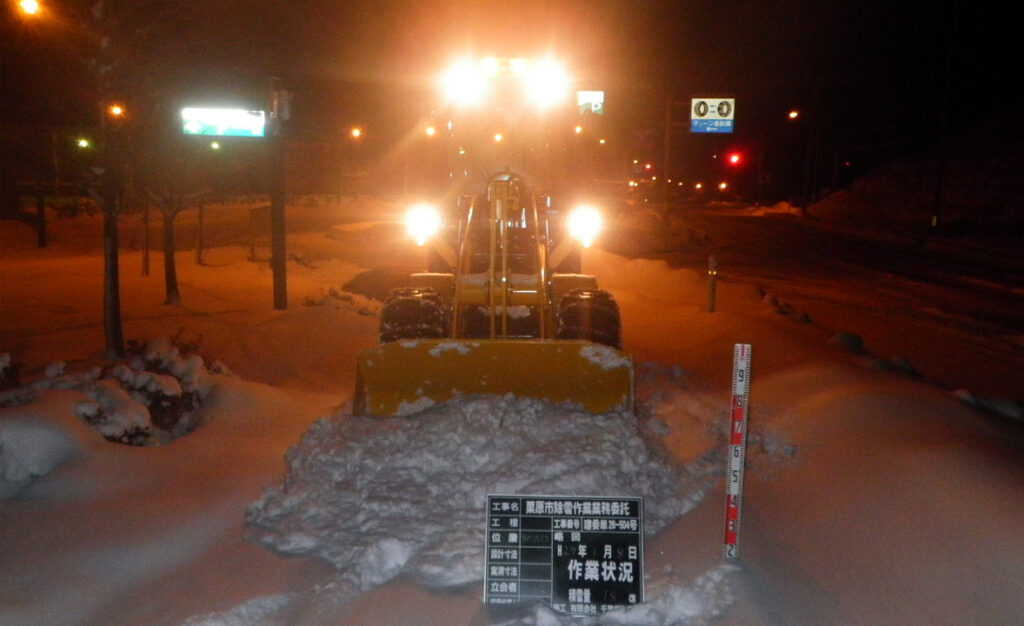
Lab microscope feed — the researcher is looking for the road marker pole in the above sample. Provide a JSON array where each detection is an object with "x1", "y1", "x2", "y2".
[
  {"x1": 706, "y1": 254, "x2": 718, "y2": 313},
  {"x1": 724, "y1": 343, "x2": 752, "y2": 558}
]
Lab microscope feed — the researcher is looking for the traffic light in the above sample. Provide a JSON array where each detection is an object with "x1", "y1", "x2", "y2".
[{"x1": 726, "y1": 151, "x2": 743, "y2": 166}]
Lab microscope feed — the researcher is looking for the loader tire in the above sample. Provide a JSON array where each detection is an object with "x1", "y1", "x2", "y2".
[
  {"x1": 556, "y1": 288, "x2": 622, "y2": 348},
  {"x1": 379, "y1": 288, "x2": 447, "y2": 343}
]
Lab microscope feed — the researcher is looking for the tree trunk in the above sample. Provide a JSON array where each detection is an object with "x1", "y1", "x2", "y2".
[{"x1": 162, "y1": 210, "x2": 181, "y2": 305}]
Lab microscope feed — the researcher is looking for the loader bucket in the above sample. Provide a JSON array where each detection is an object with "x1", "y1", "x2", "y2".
[{"x1": 353, "y1": 339, "x2": 634, "y2": 416}]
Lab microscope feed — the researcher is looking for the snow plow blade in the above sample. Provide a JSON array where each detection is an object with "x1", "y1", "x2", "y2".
[{"x1": 353, "y1": 339, "x2": 634, "y2": 416}]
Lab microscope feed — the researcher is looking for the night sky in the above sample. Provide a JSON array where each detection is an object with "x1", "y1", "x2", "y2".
[{"x1": 2, "y1": 1, "x2": 1015, "y2": 173}]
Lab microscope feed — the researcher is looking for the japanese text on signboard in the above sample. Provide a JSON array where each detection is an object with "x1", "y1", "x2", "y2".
[{"x1": 484, "y1": 495, "x2": 644, "y2": 616}]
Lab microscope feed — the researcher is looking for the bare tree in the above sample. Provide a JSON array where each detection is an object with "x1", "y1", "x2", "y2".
[
  {"x1": 84, "y1": 0, "x2": 262, "y2": 343},
  {"x1": 145, "y1": 168, "x2": 210, "y2": 305},
  {"x1": 13, "y1": 0, "x2": 266, "y2": 352}
]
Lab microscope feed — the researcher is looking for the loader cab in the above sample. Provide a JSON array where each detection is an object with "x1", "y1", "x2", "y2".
[
  {"x1": 459, "y1": 175, "x2": 542, "y2": 273},
  {"x1": 455, "y1": 174, "x2": 547, "y2": 339}
]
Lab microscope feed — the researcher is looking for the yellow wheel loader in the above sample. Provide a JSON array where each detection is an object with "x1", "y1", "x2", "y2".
[{"x1": 353, "y1": 172, "x2": 635, "y2": 416}]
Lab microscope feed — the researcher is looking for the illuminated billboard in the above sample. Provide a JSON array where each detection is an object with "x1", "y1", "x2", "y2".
[{"x1": 181, "y1": 107, "x2": 266, "y2": 137}]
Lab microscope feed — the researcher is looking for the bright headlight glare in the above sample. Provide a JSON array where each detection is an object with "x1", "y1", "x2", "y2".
[
  {"x1": 440, "y1": 61, "x2": 488, "y2": 107},
  {"x1": 406, "y1": 204, "x2": 443, "y2": 246},
  {"x1": 524, "y1": 58, "x2": 569, "y2": 109},
  {"x1": 568, "y1": 205, "x2": 602, "y2": 248}
]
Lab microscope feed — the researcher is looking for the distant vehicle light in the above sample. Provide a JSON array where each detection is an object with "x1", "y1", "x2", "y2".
[
  {"x1": 406, "y1": 204, "x2": 443, "y2": 246},
  {"x1": 718, "y1": 181, "x2": 728, "y2": 191},
  {"x1": 568, "y1": 205, "x2": 602, "y2": 248}
]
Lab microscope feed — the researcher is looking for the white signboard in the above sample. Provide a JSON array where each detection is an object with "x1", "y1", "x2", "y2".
[
  {"x1": 691, "y1": 97, "x2": 735, "y2": 133},
  {"x1": 577, "y1": 91, "x2": 605, "y2": 115}
]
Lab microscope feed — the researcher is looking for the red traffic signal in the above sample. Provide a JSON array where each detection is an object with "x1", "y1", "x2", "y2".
[{"x1": 726, "y1": 152, "x2": 743, "y2": 166}]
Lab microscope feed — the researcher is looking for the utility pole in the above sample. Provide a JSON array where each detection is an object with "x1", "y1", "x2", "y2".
[
  {"x1": 269, "y1": 79, "x2": 289, "y2": 310},
  {"x1": 663, "y1": 97, "x2": 689, "y2": 207}
]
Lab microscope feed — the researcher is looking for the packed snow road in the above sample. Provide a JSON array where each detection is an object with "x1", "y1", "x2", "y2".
[{"x1": 606, "y1": 202, "x2": 1024, "y2": 401}]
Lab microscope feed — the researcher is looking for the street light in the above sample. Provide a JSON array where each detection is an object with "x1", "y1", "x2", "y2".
[
  {"x1": 350, "y1": 126, "x2": 362, "y2": 139},
  {"x1": 18, "y1": 0, "x2": 41, "y2": 16},
  {"x1": 107, "y1": 103, "x2": 126, "y2": 119}
]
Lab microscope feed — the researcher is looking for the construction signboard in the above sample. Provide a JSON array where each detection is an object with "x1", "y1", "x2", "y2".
[{"x1": 484, "y1": 495, "x2": 644, "y2": 616}]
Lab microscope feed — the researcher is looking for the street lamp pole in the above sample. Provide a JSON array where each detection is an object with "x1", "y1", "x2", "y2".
[{"x1": 100, "y1": 102, "x2": 125, "y2": 357}]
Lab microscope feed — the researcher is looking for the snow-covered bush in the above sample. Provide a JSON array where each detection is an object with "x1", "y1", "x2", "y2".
[{"x1": 1, "y1": 338, "x2": 215, "y2": 447}]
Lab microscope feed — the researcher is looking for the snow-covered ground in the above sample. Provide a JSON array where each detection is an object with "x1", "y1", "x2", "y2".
[{"x1": 1, "y1": 199, "x2": 1022, "y2": 625}]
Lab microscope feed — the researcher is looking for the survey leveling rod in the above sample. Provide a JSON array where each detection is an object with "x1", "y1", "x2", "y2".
[{"x1": 724, "y1": 343, "x2": 752, "y2": 558}]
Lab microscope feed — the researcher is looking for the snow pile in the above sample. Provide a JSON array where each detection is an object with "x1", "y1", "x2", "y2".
[
  {"x1": 247, "y1": 393, "x2": 722, "y2": 600},
  {"x1": 180, "y1": 594, "x2": 297, "y2": 626},
  {"x1": 953, "y1": 389, "x2": 1024, "y2": 423},
  {"x1": 495, "y1": 563, "x2": 739, "y2": 626},
  {"x1": 0, "y1": 414, "x2": 80, "y2": 499}
]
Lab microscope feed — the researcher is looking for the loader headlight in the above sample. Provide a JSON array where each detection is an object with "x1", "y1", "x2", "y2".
[
  {"x1": 568, "y1": 205, "x2": 602, "y2": 248},
  {"x1": 406, "y1": 204, "x2": 443, "y2": 246}
]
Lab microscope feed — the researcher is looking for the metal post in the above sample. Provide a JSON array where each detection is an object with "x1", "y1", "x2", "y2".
[
  {"x1": 663, "y1": 97, "x2": 672, "y2": 208},
  {"x1": 34, "y1": 186, "x2": 47, "y2": 248}
]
